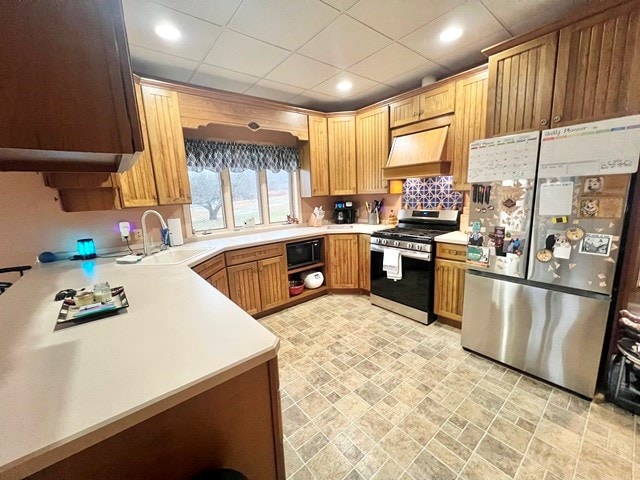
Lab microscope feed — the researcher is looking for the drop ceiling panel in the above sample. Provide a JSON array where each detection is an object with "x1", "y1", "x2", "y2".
[
  {"x1": 312, "y1": 72, "x2": 377, "y2": 98},
  {"x1": 129, "y1": 45, "x2": 199, "y2": 82},
  {"x1": 400, "y1": 0, "x2": 508, "y2": 60},
  {"x1": 228, "y1": 0, "x2": 340, "y2": 50},
  {"x1": 434, "y1": 30, "x2": 511, "y2": 71},
  {"x1": 385, "y1": 64, "x2": 451, "y2": 92},
  {"x1": 300, "y1": 15, "x2": 391, "y2": 69},
  {"x1": 124, "y1": 0, "x2": 597, "y2": 110},
  {"x1": 245, "y1": 79, "x2": 306, "y2": 103},
  {"x1": 190, "y1": 64, "x2": 259, "y2": 93},
  {"x1": 347, "y1": 0, "x2": 466, "y2": 40},
  {"x1": 204, "y1": 30, "x2": 290, "y2": 77},
  {"x1": 350, "y1": 43, "x2": 433, "y2": 83},
  {"x1": 266, "y1": 54, "x2": 341, "y2": 89},
  {"x1": 122, "y1": 0, "x2": 222, "y2": 61},
  {"x1": 150, "y1": 0, "x2": 242, "y2": 26}
]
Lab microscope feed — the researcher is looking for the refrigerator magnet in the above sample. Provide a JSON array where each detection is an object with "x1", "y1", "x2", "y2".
[
  {"x1": 536, "y1": 249, "x2": 553, "y2": 263},
  {"x1": 550, "y1": 216, "x2": 568, "y2": 224},
  {"x1": 579, "y1": 233, "x2": 613, "y2": 256},
  {"x1": 565, "y1": 226, "x2": 585, "y2": 241}
]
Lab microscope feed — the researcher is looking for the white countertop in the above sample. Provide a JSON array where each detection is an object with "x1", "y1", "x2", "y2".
[
  {"x1": 0, "y1": 223, "x2": 390, "y2": 478},
  {"x1": 434, "y1": 231, "x2": 468, "y2": 245}
]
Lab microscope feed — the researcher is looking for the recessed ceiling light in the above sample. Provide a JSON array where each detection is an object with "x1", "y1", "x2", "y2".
[
  {"x1": 337, "y1": 80, "x2": 353, "y2": 92},
  {"x1": 439, "y1": 26, "x2": 463, "y2": 43},
  {"x1": 155, "y1": 24, "x2": 181, "y2": 41}
]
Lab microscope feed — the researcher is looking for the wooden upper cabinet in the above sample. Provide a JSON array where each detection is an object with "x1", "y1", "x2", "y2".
[
  {"x1": 390, "y1": 83, "x2": 455, "y2": 129},
  {"x1": 327, "y1": 234, "x2": 359, "y2": 289},
  {"x1": 0, "y1": 0, "x2": 143, "y2": 173},
  {"x1": 227, "y1": 262, "x2": 261, "y2": 315},
  {"x1": 419, "y1": 83, "x2": 456, "y2": 120},
  {"x1": 390, "y1": 96, "x2": 421, "y2": 128},
  {"x1": 356, "y1": 106, "x2": 389, "y2": 194},
  {"x1": 302, "y1": 115, "x2": 330, "y2": 197},
  {"x1": 551, "y1": 1, "x2": 640, "y2": 127},
  {"x1": 118, "y1": 82, "x2": 159, "y2": 208},
  {"x1": 141, "y1": 85, "x2": 191, "y2": 205},
  {"x1": 453, "y1": 69, "x2": 488, "y2": 191},
  {"x1": 327, "y1": 115, "x2": 357, "y2": 195},
  {"x1": 257, "y1": 256, "x2": 289, "y2": 311},
  {"x1": 486, "y1": 32, "x2": 558, "y2": 137}
]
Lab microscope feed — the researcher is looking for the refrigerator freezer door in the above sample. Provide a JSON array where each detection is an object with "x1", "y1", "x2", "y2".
[
  {"x1": 461, "y1": 272, "x2": 609, "y2": 398},
  {"x1": 527, "y1": 174, "x2": 630, "y2": 295},
  {"x1": 466, "y1": 179, "x2": 535, "y2": 278}
]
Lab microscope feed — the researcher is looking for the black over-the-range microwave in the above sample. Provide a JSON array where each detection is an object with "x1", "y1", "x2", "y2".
[{"x1": 286, "y1": 239, "x2": 322, "y2": 269}]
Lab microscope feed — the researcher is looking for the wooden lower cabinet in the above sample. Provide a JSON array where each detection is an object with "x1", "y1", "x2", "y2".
[
  {"x1": 27, "y1": 359, "x2": 285, "y2": 480},
  {"x1": 257, "y1": 256, "x2": 289, "y2": 311},
  {"x1": 434, "y1": 257, "x2": 466, "y2": 325},
  {"x1": 358, "y1": 234, "x2": 371, "y2": 292},
  {"x1": 327, "y1": 234, "x2": 359, "y2": 289},
  {"x1": 208, "y1": 268, "x2": 230, "y2": 298},
  {"x1": 228, "y1": 262, "x2": 262, "y2": 315}
]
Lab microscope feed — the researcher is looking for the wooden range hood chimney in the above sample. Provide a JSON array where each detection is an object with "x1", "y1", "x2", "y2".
[{"x1": 382, "y1": 115, "x2": 453, "y2": 180}]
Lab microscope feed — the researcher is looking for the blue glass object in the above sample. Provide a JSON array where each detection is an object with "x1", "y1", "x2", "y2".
[{"x1": 77, "y1": 238, "x2": 97, "y2": 259}]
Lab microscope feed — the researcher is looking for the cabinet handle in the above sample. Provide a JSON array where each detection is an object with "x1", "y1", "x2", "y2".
[
  {"x1": 419, "y1": 110, "x2": 424, "y2": 115},
  {"x1": 413, "y1": 111, "x2": 418, "y2": 117},
  {"x1": 552, "y1": 115, "x2": 562, "y2": 123},
  {"x1": 540, "y1": 119, "x2": 548, "y2": 126}
]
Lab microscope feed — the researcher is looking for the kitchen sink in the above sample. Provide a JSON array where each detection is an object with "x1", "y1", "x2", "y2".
[{"x1": 138, "y1": 248, "x2": 211, "y2": 265}]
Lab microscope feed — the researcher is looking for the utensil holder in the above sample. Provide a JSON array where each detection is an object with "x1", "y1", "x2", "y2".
[{"x1": 368, "y1": 212, "x2": 380, "y2": 225}]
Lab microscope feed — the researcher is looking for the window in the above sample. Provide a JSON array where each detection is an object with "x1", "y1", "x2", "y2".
[
  {"x1": 188, "y1": 169, "x2": 225, "y2": 231},
  {"x1": 230, "y1": 170, "x2": 262, "y2": 227},
  {"x1": 266, "y1": 170, "x2": 291, "y2": 223},
  {"x1": 188, "y1": 168, "x2": 296, "y2": 233}
]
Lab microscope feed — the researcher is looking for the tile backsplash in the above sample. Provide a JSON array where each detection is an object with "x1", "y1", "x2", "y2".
[{"x1": 402, "y1": 176, "x2": 463, "y2": 210}]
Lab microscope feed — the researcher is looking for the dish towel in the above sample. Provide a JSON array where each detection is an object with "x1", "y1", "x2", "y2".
[{"x1": 382, "y1": 248, "x2": 403, "y2": 280}]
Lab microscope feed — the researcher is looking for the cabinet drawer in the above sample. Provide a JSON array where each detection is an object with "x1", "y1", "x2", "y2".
[
  {"x1": 192, "y1": 254, "x2": 225, "y2": 278},
  {"x1": 225, "y1": 243, "x2": 284, "y2": 266},
  {"x1": 436, "y1": 243, "x2": 467, "y2": 261}
]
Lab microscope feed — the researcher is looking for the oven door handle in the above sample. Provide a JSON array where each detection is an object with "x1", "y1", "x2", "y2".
[{"x1": 370, "y1": 244, "x2": 432, "y2": 261}]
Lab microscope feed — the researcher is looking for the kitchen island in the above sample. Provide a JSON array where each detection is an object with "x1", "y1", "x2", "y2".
[{"x1": 0, "y1": 257, "x2": 282, "y2": 479}]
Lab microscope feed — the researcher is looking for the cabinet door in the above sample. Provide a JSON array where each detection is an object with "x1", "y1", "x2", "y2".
[
  {"x1": 453, "y1": 70, "x2": 488, "y2": 191},
  {"x1": 419, "y1": 83, "x2": 455, "y2": 120},
  {"x1": 389, "y1": 95, "x2": 421, "y2": 128},
  {"x1": 327, "y1": 115, "x2": 356, "y2": 195},
  {"x1": 0, "y1": 0, "x2": 142, "y2": 170},
  {"x1": 486, "y1": 32, "x2": 558, "y2": 137},
  {"x1": 227, "y1": 262, "x2": 261, "y2": 315},
  {"x1": 358, "y1": 234, "x2": 371, "y2": 292},
  {"x1": 119, "y1": 82, "x2": 159, "y2": 207},
  {"x1": 327, "y1": 234, "x2": 359, "y2": 289},
  {"x1": 209, "y1": 268, "x2": 230, "y2": 298},
  {"x1": 356, "y1": 106, "x2": 389, "y2": 194},
  {"x1": 434, "y1": 258, "x2": 466, "y2": 323},
  {"x1": 257, "y1": 256, "x2": 289, "y2": 311},
  {"x1": 307, "y1": 115, "x2": 330, "y2": 196},
  {"x1": 141, "y1": 85, "x2": 191, "y2": 205},
  {"x1": 552, "y1": 1, "x2": 640, "y2": 127}
]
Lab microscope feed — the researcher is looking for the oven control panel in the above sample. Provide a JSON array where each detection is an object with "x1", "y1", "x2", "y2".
[{"x1": 370, "y1": 237, "x2": 432, "y2": 252}]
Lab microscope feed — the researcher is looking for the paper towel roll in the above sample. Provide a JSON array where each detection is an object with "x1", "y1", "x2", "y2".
[{"x1": 167, "y1": 218, "x2": 184, "y2": 246}]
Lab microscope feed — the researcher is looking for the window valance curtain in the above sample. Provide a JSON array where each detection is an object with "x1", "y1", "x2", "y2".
[{"x1": 185, "y1": 139, "x2": 300, "y2": 173}]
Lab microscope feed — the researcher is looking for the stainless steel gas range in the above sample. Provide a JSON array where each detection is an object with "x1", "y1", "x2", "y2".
[{"x1": 370, "y1": 209, "x2": 459, "y2": 324}]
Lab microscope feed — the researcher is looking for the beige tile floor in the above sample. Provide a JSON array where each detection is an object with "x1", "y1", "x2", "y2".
[{"x1": 261, "y1": 294, "x2": 639, "y2": 480}]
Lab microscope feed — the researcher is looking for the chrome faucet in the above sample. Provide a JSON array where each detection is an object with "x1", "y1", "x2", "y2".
[{"x1": 141, "y1": 209, "x2": 169, "y2": 256}]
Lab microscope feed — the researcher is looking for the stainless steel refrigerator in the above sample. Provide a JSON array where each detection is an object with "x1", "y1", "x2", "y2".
[{"x1": 461, "y1": 116, "x2": 640, "y2": 398}]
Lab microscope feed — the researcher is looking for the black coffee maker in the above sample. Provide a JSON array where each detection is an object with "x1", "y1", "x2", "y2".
[{"x1": 333, "y1": 201, "x2": 355, "y2": 224}]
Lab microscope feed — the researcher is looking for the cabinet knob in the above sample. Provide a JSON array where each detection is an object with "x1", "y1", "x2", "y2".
[
  {"x1": 552, "y1": 115, "x2": 562, "y2": 123},
  {"x1": 413, "y1": 112, "x2": 418, "y2": 117},
  {"x1": 540, "y1": 119, "x2": 548, "y2": 126}
]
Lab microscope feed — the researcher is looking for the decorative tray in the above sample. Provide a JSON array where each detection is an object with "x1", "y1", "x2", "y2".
[{"x1": 56, "y1": 286, "x2": 129, "y2": 328}]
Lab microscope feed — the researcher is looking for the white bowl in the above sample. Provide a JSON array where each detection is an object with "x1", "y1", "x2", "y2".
[{"x1": 302, "y1": 271, "x2": 324, "y2": 289}]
